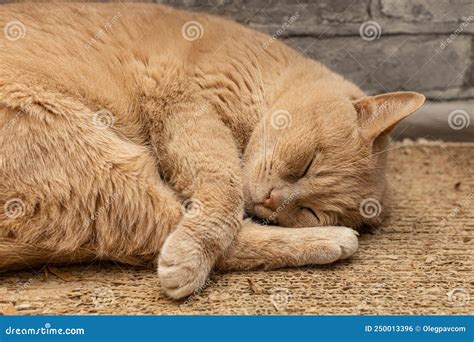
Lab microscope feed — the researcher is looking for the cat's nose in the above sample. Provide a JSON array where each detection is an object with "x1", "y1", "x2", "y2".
[
  {"x1": 262, "y1": 197, "x2": 275, "y2": 210},
  {"x1": 261, "y1": 190, "x2": 279, "y2": 210}
]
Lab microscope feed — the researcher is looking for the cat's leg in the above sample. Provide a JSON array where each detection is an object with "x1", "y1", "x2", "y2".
[
  {"x1": 216, "y1": 221, "x2": 359, "y2": 271},
  {"x1": 0, "y1": 98, "x2": 182, "y2": 272},
  {"x1": 148, "y1": 104, "x2": 243, "y2": 298},
  {"x1": 0, "y1": 239, "x2": 98, "y2": 271}
]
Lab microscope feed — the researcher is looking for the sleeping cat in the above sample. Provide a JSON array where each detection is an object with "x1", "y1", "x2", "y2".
[{"x1": 0, "y1": 3, "x2": 425, "y2": 299}]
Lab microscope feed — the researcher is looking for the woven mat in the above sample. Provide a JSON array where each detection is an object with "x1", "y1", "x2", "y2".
[{"x1": 1, "y1": 142, "x2": 473, "y2": 315}]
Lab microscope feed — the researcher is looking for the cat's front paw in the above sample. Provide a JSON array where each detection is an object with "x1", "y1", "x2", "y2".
[
  {"x1": 298, "y1": 226, "x2": 359, "y2": 265},
  {"x1": 326, "y1": 226, "x2": 359, "y2": 259},
  {"x1": 158, "y1": 229, "x2": 213, "y2": 299},
  {"x1": 314, "y1": 226, "x2": 359, "y2": 261}
]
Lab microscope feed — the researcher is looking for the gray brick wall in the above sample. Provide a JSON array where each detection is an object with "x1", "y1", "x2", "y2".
[
  {"x1": 158, "y1": 0, "x2": 474, "y2": 101},
  {"x1": 1, "y1": 0, "x2": 473, "y2": 102}
]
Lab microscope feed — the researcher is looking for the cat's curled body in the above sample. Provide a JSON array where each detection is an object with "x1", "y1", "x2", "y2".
[{"x1": 0, "y1": 3, "x2": 424, "y2": 298}]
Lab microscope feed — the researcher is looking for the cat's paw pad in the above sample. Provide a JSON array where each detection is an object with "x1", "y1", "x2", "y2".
[{"x1": 158, "y1": 231, "x2": 213, "y2": 299}]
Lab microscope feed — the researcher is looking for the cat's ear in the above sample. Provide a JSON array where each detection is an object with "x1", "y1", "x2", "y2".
[{"x1": 353, "y1": 92, "x2": 425, "y2": 143}]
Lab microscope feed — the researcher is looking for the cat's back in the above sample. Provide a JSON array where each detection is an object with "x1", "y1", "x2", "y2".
[
  {"x1": 0, "y1": 3, "x2": 190, "y2": 103},
  {"x1": 0, "y1": 2, "x2": 203, "y2": 64},
  {"x1": 0, "y1": 3, "x2": 264, "y2": 87},
  {"x1": 0, "y1": 3, "x2": 274, "y2": 121}
]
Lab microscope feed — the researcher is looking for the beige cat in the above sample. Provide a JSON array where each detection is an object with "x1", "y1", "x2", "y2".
[{"x1": 0, "y1": 3, "x2": 425, "y2": 299}]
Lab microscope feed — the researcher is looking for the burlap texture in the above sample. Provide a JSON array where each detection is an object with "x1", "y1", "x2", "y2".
[{"x1": 1, "y1": 142, "x2": 472, "y2": 315}]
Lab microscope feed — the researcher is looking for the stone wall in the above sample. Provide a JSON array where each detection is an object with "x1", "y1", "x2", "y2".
[
  {"x1": 159, "y1": 0, "x2": 474, "y2": 101},
  {"x1": 1, "y1": 0, "x2": 472, "y2": 100},
  {"x1": 1, "y1": 0, "x2": 473, "y2": 140}
]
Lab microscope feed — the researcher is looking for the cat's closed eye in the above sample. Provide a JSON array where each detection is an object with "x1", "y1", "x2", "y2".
[
  {"x1": 286, "y1": 155, "x2": 314, "y2": 181},
  {"x1": 301, "y1": 207, "x2": 320, "y2": 223},
  {"x1": 300, "y1": 157, "x2": 314, "y2": 178}
]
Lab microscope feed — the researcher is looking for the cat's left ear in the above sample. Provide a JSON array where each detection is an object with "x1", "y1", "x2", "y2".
[{"x1": 352, "y1": 92, "x2": 425, "y2": 143}]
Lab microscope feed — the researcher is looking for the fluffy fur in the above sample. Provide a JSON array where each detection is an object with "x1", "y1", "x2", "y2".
[{"x1": 0, "y1": 3, "x2": 425, "y2": 298}]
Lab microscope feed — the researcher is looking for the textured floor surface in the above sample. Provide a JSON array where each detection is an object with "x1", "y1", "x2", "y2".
[{"x1": 0, "y1": 142, "x2": 473, "y2": 315}]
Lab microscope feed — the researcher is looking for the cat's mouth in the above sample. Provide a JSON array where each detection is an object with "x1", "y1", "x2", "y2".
[
  {"x1": 243, "y1": 184, "x2": 281, "y2": 224},
  {"x1": 253, "y1": 204, "x2": 274, "y2": 219},
  {"x1": 244, "y1": 204, "x2": 278, "y2": 225}
]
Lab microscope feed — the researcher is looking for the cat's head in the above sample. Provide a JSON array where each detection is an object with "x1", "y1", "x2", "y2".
[{"x1": 243, "y1": 85, "x2": 425, "y2": 229}]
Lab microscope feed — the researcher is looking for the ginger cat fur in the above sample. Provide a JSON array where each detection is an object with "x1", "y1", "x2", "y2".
[{"x1": 0, "y1": 3, "x2": 425, "y2": 299}]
